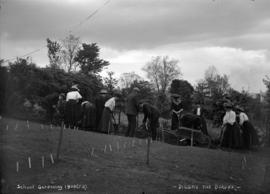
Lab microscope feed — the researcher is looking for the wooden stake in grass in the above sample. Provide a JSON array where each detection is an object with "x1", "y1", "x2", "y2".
[
  {"x1": 91, "y1": 148, "x2": 95, "y2": 157},
  {"x1": 241, "y1": 156, "x2": 247, "y2": 170},
  {"x1": 42, "y1": 156, "x2": 45, "y2": 168},
  {"x1": 145, "y1": 124, "x2": 151, "y2": 165},
  {"x1": 28, "y1": 157, "x2": 31, "y2": 168},
  {"x1": 27, "y1": 120, "x2": 30, "y2": 129},
  {"x1": 146, "y1": 136, "x2": 151, "y2": 165},
  {"x1": 162, "y1": 129, "x2": 165, "y2": 142},
  {"x1": 50, "y1": 153, "x2": 54, "y2": 164},
  {"x1": 109, "y1": 144, "x2": 112, "y2": 152},
  {"x1": 117, "y1": 142, "x2": 120, "y2": 151},
  {"x1": 56, "y1": 122, "x2": 64, "y2": 161},
  {"x1": 6, "y1": 125, "x2": 8, "y2": 131},
  {"x1": 16, "y1": 161, "x2": 19, "y2": 172},
  {"x1": 104, "y1": 145, "x2": 107, "y2": 153}
]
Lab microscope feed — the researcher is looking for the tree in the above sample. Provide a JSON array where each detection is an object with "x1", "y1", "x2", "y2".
[
  {"x1": 263, "y1": 76, "x2": 270, "y2": 145},
  {"x1": 46, "y1": 38, "x2": 62, "y2": 69},
  {"x1": 61, "y1": 34, "x2": 80, "y2": 72},
  {"x1": 194, "y1": 66, "x2": 231, "y2": 122},
  {"x1": 204, "y1": 65, "x2": 230, "y2": 97},
  {"x1": 170, "y1": 79, "x2": 194, "y2": 111},
  {"x1": 103, "y1": 71, "x2": 118, "y2": 94},
  {"x1": 195, "y1": 66, "x2": 230, "y2": 102},
  {"x1": 119, "y1": 72, "x2": 142, "y2": 88},
  {"x1": 142, "y1": 56, "x2": 181, "y2": 94},
  {"x1": 75, "y1": 43, "x2": 109, "y2": 75}
]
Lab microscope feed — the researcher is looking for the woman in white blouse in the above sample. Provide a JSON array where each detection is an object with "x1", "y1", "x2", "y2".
[
  {"x1": 65, "y1": 84, "x2": 82, "y2": 128},
  {"x1": 98, "y1": 92, "x2": 121, "y2": 134},
  {"x1": 220, "y1": 103, "x2": 241, "y2": 149}
]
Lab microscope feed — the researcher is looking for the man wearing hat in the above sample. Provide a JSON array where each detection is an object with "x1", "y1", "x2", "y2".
[
  {"x1": 65, "y1": 84, "x2": 82, "y2": 128},
  {"x1": 170, "y1": 94, "x2": 184, "y2": 130},
  {"x1": 125, "y1": 87, "x2": 140, "y2": 137},
  {"x1": 95, "y1": 89, "x2": 109, "y2": 132},
  {"x1": 139, "y1": 101, "x2": 160, "y2": 140}
]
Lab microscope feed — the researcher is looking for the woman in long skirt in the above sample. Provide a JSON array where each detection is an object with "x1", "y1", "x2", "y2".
[
  {"x1": 236, "y1": 106, "x2": 259, "y2": 149},
  {"x1": 81, "y1": 101, "x2": 96, "y2": 131},
  {"x1": 98, "y1": 93, "x2": 121, "y2": 134},
  {"x1": 220, "y1": 103, "x2": 241, "y2": 149},
  {"x1": 64, "y1": 85, "x2": 82, "y2": 128}
]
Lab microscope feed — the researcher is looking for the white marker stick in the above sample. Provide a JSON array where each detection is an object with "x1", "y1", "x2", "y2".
[
  {"x1": 14, "y1": 124, "x2": 18, "y2": 130},
  {"x1": 42, "y1": 156, "x2": 45, "y2": 168},
  {"x1": 50, "y1": 124, "x2": 53, "y2": 129},
  {"x1": 50, "y1": 153, "x2": 54, "y2": 164},
  {"x1": 16, "y1": 161, "x2": 19, "y2": 172},
  {"x1": 109, "y1": 144, "x2": 112, "y2": 152},
  {"x1": 91, "y1": 148, "x2": 95, "y2": 156},
  {"x1": 28, "y1": 157, "x2": 31, "y2": 169},
  {"x1": 117, "y1": 142, "x2": 120, "y2": 151},
  {"x1": 6, "y1": 125, "x2": 8, "y2": 131},
  {"x1": 104, "y1": 145, "x2": 107, "y2": 153},
  {"x1": 27, "y1": 120, "x2": 29, "y2": 129}
]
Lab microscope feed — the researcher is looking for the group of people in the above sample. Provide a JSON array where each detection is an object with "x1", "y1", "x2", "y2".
[
  {"x1": 125, "y1": 87, "x2": 160, "y2": 140},
  {"x1": 54, "y1": 84, "x2": 259, "y2": 149},
  {"x1": 55, "y1": 84, "x2": 119, "y2": 133},
  {"x1": 54, "y1": 85, "x2": 161, "y2": 140},
  {"x1": 220, "y1": 102, "x2": 259, "y2": 149}
]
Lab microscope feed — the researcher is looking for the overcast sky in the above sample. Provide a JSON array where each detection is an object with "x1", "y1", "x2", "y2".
[{"x1": 1, "y1": 0, "x2": 270, "y2": 92}]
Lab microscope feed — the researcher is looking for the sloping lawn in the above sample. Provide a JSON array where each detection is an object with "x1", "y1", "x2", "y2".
[{"x1": 0, "y1": 117, "x2": 269, "y2": 194}]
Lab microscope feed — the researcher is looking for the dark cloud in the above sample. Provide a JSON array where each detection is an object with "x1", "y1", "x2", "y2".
[
  {"x1": 1, "y1": 0, "x2": 270, "y2": 50},
  {"x1": 1, "y1": 0, "x2": 270, "y2": 92}
]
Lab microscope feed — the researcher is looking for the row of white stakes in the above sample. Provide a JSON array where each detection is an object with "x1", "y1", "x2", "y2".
[
  {"x1": 5, "y1": 121, "x2": 163, "y2": 142},
  {"x1": 4, "y1": 121, "x2": 79, "y2": 131},
  {"x1": 14, "y1": 137, "x2": 154, "y2": 172},
  {"x1": 90, "y1": 138, "x2": 153, "y2": 157},
  {"x1": 16, "y1": 153, "x2": 55, "y2": 173}
]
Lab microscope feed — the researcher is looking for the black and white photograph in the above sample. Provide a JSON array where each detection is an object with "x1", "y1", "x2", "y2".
[{"x1": 0, "y1": 0, "x2": 270, "y2": 193}]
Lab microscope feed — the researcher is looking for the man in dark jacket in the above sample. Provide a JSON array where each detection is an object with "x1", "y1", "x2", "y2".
[
  {"x1": 95, "y1": 89, "x2": 109, "y2": 132},
  {"x1": 170, "y1": 94, "x2": 184, "y2": 130},
  {"x1": 125, "y1": 87, "x2": 140, "y2": 137},
  {"x1": 192, "y1": 102, "x2": 208, "y2": 135},
  {"x1": 140, "y1": 102, "x2": 160, "y2": 140}
]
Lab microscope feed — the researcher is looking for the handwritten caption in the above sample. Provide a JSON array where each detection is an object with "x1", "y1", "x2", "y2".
[
  {"x1": 176, "y1": 184, "x2": 241, "y2": 191},
  {"x1": 17, "y1": 184, "x2": 87, "y2": 191}
]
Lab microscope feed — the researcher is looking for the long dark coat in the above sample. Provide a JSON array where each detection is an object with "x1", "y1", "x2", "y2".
[
  {"x1": 64, "y1": 100, "x2": 81, "y2": 128},
  {"x1": 81, "y1": 101, "x2": 96, "y2": 131}
]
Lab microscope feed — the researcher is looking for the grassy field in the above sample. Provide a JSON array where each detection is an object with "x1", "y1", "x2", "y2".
[{"x1": 0, "y1": 117, "x2": 270, "y2": 194}]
